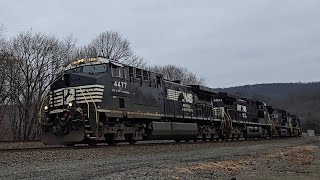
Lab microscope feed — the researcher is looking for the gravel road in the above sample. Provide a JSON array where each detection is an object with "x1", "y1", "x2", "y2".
[{"x1": 0, "y1": 137, "x2": 319, "y2": 180}]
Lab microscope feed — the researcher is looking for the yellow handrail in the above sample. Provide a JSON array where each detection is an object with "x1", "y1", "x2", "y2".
[
  {"x1": 38, "y1": 95, "x2": 49, "y2": 123},
  {"x1": 85, "y1": 90, "x2": 99, "y2": 130},
  {"x1": 268, "y1": 115, "x2": 277, "y2": 136},
  {"x1": 79, "y1": 88, "x2": 90, "y2": 118},
  {"x1": 226, "y1": 109, "x2": 232, "y2": 121},
  {"x1": 289, "y1": 121, "x2": 293, "y2": 134},
  {"x1": 226, "y1": 109, "x2": 233, "y2": 129},
  {"x1": 221, "y1": 109, "x2": 225, "y2": 131}
]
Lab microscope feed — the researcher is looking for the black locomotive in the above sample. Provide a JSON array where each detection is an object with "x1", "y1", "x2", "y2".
[{"x1": 41, "y1": 57, "x2": 301, "y2": 145}]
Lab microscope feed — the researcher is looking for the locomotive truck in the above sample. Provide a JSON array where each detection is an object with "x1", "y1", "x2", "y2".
[{"x1": 41, "y1": 57, "x2": 301, "y2": 145}]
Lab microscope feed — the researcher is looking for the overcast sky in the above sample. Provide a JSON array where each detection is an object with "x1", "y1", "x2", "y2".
[{"x1": 1, "y1": 0, "x2": 319, "y2": 87}]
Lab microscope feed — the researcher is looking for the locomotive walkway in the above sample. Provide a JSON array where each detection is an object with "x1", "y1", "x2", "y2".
[{"x1": 0, "y1": 137, "x2": 319, "y2": 179}]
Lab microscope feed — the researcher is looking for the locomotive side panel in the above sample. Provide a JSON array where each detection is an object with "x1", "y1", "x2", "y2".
[
  {"x1": 163, "y1": 81, "x2": 195, "y2": 121},
  {"x1": 97, "y1": 64, "x2": 163, "y2": 119}
]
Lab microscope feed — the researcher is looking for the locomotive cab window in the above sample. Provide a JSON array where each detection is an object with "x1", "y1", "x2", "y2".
[
  {"x1": 129, "y1": 67, "x2": 135, "y2": 82},
  {"x1": 129, "y1": 67, "x2": 134, "y2": 77},
  {"x1": 123, "y1": 67, "x2": 129, "y2": 80},
  {"x1": 136, "y1": 68, "x2": 142, "y2": 79},
  {"x1": 83, "y1": 64, "x2": 106, "y2": 73},
  {"x1": 156, "y1": 75, "x2": 162, "y2": 87},
  {"x1": 143, "y1": 70, "x2": 149, "y2": 81},
  {"x1": 66, "y1": 67, "x2": 81, "y2": 73},
  {"x1": 111, "y1": 65, "x2": 124, "y2": 78}
]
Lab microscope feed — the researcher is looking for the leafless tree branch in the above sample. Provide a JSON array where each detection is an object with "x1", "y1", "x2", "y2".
[
  {"x1": 150, "y1": 64, "x2": 205, "y2": 85},
  {"x1": 76, "y1": 30, "x2": 145, "y2": 67},
  {"x1": 1, "y1": 31, "x2": 74, "y2": 140}
]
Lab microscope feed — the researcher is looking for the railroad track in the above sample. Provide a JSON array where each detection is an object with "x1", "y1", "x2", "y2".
[{"x1": 0, "y1": 137, "x2": 293, "y2": 153}]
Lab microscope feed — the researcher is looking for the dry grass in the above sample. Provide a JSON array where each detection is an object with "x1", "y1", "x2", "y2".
[
  {"x1": 175, "y1": 159, "x2": 256, "y2": 176},
  {"x1": 261, "y1": 145, "x2": 317, "y2": 165},
  {"x1": 174, "y1": 145, "x2": 318, "y2": 176}
]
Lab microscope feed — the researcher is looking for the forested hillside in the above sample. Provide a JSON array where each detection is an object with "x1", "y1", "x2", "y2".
[{"x1": 218, "y1": 82, "x2": 320, "y2": 133}]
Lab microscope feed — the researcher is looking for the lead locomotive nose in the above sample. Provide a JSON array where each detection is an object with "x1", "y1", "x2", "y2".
[{"x1": 64, "y1": 73, "x2": 70, "y2": 87}]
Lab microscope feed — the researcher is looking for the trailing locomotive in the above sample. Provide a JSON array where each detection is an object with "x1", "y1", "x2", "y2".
[{"x1": 41, "y1": 57, "x2": 301, "y2": 145}]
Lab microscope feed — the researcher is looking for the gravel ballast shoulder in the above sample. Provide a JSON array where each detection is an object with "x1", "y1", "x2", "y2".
[{"x1": 0, "y1": 137, "x2": 319, "y2": 180}]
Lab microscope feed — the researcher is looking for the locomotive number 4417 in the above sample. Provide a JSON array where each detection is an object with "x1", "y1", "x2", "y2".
[{"x1": 114, "y1": 81, "x2": 127, "y2": 89}]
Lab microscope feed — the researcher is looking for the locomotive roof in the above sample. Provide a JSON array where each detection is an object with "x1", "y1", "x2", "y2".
[
  {"x1": 189, "y1": 85, "x2": 218, "y2": 94},
  {"x1": 217, "y1": 92, "x2": 241, "y2": 100},
  {"x1": 62, "y1": 58, "x2": 299, "y2": 119},
  {"x1": 65, "y1": 57, "x2": 127, "y2": 71},
  {"x1": 65, "y1": 57, "x2": 164, "y2": 76}
]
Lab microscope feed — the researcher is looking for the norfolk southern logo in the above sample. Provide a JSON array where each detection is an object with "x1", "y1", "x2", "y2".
[
  {"x1": 64, "y1": 88, "x2": 75, "y2": 104},
  {"x1": 167, "y1": 89, "x2": 193, "y2": 103}
]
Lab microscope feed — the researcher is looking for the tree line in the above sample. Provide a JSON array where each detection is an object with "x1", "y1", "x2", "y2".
[{"x1": 0, "y1": 26, "x2": 204, "y2": 140}]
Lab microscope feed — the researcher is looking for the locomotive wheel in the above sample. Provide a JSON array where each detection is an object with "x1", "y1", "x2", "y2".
[
  {"x1": 129, "y1": 140, "x2": 137, "y2": 144},
  {"x1": 184, "y1": 140, "x2": 190, "y2": 142},
  {"x1": 174, "y1": 140, "x2": 181, "y2": 143},
  {"x1": 202, "y1": 135, "x2": 207, "y2": 141},
  {"x1": 65, "y1": 144, "x2": 75, "y2": 147},
  {"x1": 105, "y1": 134, "x2": 118, "y2": 145},
  {"x1": 125, "y1": 134, "x2": 137, "y2": 145},
  {"x1": 88, "y1": 140, "x2": 98, "y2": 146},
  {"x1": 106, "y1": 140, "x2": 118, "y2": 146}
]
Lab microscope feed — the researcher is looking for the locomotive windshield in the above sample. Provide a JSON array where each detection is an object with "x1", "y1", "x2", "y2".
[
  {"x1": 83, "y1": 64, "x2": 106, "y2": 73},
  {"x1": 66, "y1": 64, "x2": 107, "y2": 73},
  {"x1": 64, "y1": 57, "x2": 110, "y2": 73},
  {"x1": 66, "y1": 67, "x2": 81, "y2": 73}
]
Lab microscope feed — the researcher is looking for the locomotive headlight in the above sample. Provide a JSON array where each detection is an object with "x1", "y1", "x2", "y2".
[
  {"x1": 44, "y1": 105, "x2": 49, "y2": 110},
  {"x1": 68, "y1": 102, "x2": 73, "y2": 107}
]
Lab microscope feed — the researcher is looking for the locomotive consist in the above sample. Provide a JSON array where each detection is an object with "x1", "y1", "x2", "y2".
[{"x1": 41, "y1": 57, "x2": 301, "y2": 145}]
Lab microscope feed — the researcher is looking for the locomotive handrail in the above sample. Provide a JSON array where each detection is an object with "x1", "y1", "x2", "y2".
[
  {"x1": 79, "y1": 88, "x2": 90, "y2": 118},
  {"x1": 222, "y1": 111, "x2": 228, "y2": 128},
  {"x1": 85, "y1": 90, "x2": 99, "y2": 132},
  {"x1": 220, "y1": 110, "x2": 226, "y2": 132},
  {"x1": 226, "y1": 109, "x2": 232, "y2": 120},
  {"x1": 288, "y1": 121, "x2": 293, "y2": 134},
  {"x1": 220, "y1": 108, "x2": 233, "y2": 132},
  {"x1": 38, "y1": 74, "x2": 65, "y2": 123},
  {"x1": 38, "y1": 95, "x2": 50, "y2": 123},
  {"x1": 226, "y1": 109, "x2": 233, "y2": 129},
  {"x1": 267, "y1": 115, "x2": 277, "y2": 136}
]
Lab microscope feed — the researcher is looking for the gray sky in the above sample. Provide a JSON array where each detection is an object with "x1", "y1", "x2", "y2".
[{"x1": 1, "y1": 0, "x2": 320, "y2": 87}]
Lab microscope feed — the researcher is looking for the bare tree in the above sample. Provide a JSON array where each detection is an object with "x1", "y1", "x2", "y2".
[
  {"x1": 0, "y1": 24, "x2": 5, "y2": 50},
  {"x1": 59, "y1": 35, "x2": 79, "y2": 67},
  {"x1": 150, "y1": 64, "x2": 205, "y2": 85},
  {"x1": 89, "y1": 31, "x2": 132, "y2": 60},
  {"x1": 0, "y1": 24, "x2": 4, "y2": 37},
  {"x1": 0, "y1": 36, "x2": 10, "y2": 139},
  {"x1": 76, "y1": 30, "x2": 145, "y2": 67},
  {"x1": 4, "y1": 31, "x2": 73, "y2": 140},
  {"x1": 124, "y1": 54, "x2": 147, "y2": 68}
]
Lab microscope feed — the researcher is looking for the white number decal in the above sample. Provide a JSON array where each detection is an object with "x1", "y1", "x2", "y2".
[{"x1": 114, "y1": 81, "x2": 127, "y2": 88}]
